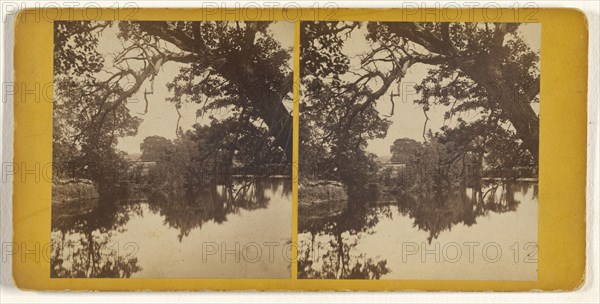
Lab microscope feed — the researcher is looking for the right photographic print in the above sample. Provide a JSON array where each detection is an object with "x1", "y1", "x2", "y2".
[{"x1": 298, "y1": 22, "x2": 540, "y2": 280}]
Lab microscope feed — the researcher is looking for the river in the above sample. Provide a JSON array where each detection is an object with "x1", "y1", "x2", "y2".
[
  {"x1": 298, "y1": 181, "x2": 538, "y2": 280},
  {"x1": 51, "y1": 177, "x2": 292, "y2": 278}
]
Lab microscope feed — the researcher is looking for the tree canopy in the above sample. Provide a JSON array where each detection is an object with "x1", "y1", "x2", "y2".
[
  {"x1": 390, "y1": 138, "x2": 422, "y2": 163},
  {"x1": 53, "y1": 21, "x2": 293, "y2": 187},
  {"x1": 300, "y1": 21, "x2": 539, "y2": 192},
  {"x1": 140, "y1": 136, "x2": 172, "y2": 161}
]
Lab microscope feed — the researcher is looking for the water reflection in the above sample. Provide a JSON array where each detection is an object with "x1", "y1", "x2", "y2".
[
  {"x1": 298, "y1": 181, "x2": 538, "y2": 279},
  {"x1": 51, "y1": 178, "x2": 291, "y2": 278},
  {"x1": 145, "y1": 179, "x2": 284, "y2": 241},
  {"x1": 298, "y1": 204, "x2": 392, "y2": 279},
  {"x1": 397, "y1": 181, "x2": 535, "y2": 244},
  {"x1": 51, "y1": 199, "x2": 143, "y2": 278}
]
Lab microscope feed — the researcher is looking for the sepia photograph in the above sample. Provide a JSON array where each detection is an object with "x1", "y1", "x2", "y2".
[
  {"x1": 5, "y1": 0, "x2": 595, "y2": 298},
  {"x1": 50, "y1": 20, "x2": 294, "y2": 278},
  {"x1": 298, "y1": 22, "x2": 540, "y2": 280}
]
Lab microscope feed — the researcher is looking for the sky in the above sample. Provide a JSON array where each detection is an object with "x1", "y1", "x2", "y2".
[{"x1": 98, "y1": 21, "x2": 295, "y2": 155}]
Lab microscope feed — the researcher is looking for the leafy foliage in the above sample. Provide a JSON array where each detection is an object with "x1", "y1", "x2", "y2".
[
  {"x1": 390, "y1": 138, "x2": 422, "y2": 163},
  {"x1": 53, "y1": 21, "x2": 294, "y2": 190},
  {"x1": 301, "y1": 21, "x2": 540, "y2": 198},
  {"x1": 53, "y1": 76, "x2": 142, "y2": 189},
  {"x1": 140, "y1": 136, "x2": 173, "y2": 161},
  {"x1": 54, "y1": 21, "x2": 107, "y2": 76},
  {"x1": 300, "y1": 22, "x2": 392, "y2": 192}
]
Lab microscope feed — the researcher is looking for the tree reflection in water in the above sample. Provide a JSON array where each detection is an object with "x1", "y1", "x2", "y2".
[
  {"x1": 51, "y1": 178, "x2": 288, "y2": 278},
  {"x1": 298, "y1": 181, "x2": 536, "y2": 279},
  {"x1": 51, "y1": 196, "x2": 144, "y2": 278},
  {"x1": 145, "y1": 178, "x2": 286, "y2": 241},
  {"x1": 398, "y1": 181, "x2": 531, "y2": 244},
  {"x1": 298, "y1": 199, "x2": 392, "y2": 279}
]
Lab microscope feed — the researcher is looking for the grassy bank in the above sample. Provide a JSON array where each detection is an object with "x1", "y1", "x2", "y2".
[
  {"x1": 298, "y1": 180, "x2": 347, "y2": 204},
  {"x1": 298, "y1": 180, "x2": 348, "y2": 219},
  {"x1": 52, "y1": 179, "x2": 98, "y2": 205}
]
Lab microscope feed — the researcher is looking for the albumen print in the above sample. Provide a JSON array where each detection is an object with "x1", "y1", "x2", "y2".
[
  {"x1": 298, "y1": 22, "x2": 540, "y2": 280},
  {"x1": 51, "y1": 20, "x2": 294, "y2": 278}
]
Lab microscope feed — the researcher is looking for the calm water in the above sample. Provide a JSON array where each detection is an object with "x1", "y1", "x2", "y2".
[
  {"x1": 298, "y1": 181, "x2": 538, "y2": 280},
  {"x1": 51, "y1": 178, "x2": 292, "y2": 278}
]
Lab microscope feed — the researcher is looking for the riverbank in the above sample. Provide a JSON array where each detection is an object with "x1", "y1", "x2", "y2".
[
  {"x1": 52, "y1": 179, "x2": 98, "y2": 205},
  {"x1": 298, "y1": 180, "x2": 347, "y2": 203},
  {"x1": 298, "y1": 180, "x2": 348, "y2": 219}
]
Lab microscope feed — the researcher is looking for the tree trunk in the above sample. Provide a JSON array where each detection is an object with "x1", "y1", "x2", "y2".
[
  {"x1": 385, "y1": 22, "x2": 540, "y2": 165},
  {"x1": 139, "y1": 22, "x2": 295, "y2": 162},
  {"x1": 464, "y1": 56, "x2": 540, "y2": 165},
  {"x1": 262, "y1": 100, "x2": 293, "y2": 162},
  {"x1": 219, "y1": 56, "x2": 294, "y2": 162}
]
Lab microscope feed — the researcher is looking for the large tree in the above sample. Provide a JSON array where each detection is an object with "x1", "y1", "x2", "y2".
[
  {"x1": 53, "y1": 21, "x2": 293, "y2": 185},
  {"x1": 300, "y1": 21, "x2": 539, "y2": 191}
]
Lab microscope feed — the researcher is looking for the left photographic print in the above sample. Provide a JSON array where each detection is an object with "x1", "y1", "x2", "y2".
[{"x1": 50, "y1": 20, "x2": 294, "y2": 278}]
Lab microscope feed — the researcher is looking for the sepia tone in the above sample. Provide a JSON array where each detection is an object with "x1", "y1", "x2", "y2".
[
  {"x1": 298, "y1": 22, "x2": 540, "y2": 280},
  {"x1": 49, "y1": 19, "x2": 541, "y2": 281},
  {"x1": 51, "y1": 21, "x2": 294, "y2": 278}
]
